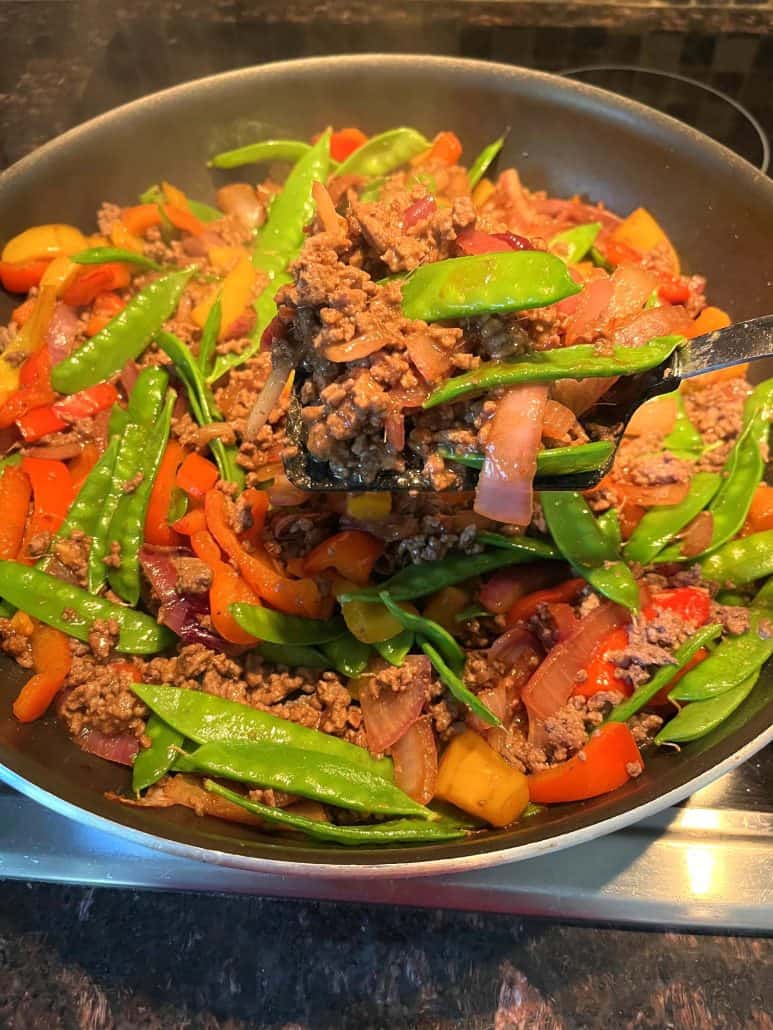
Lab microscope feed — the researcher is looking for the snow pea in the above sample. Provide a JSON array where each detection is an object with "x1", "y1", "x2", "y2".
[
  {"x1": 700, "y1": 529, "x2": 773, "y2": 587},
  {"x1": 597, "y1": 508, "x2": 622, "y2": 554},
  {"x1": 205, "y1": 781, "x2": 466, "y2": 845},
  {"x1": 230, "y1": 603, "x2": 346, "y2": 645},
  {"x1": 663, "y1": 392, "x2": 703, "y2": 458},
  {"x1": 541, "y1": 491, "x2": 640, "y2": 610},
  {"x1": 335, "y1": 127, "x2": 429, "y2": 178},
  {"x1": 467, "y1": 134, "x2": 505, "y2": 189},
  {"x1": 256, "y1": 642, "x2": 330, "y2": 669},
  {"x1": 139, "y1": 184, "x2": 221, "y2": 223},
  {"x1": 623, "y1": 472, "x2": 721, "y2": 565},
  {"x1": 401, "y1": 250, "x2": 581, "y2": 323},
  {"x1": 421, "y1": 641, "x2": 500, "y2": 727},
  {"x1": 752, "y1": 577, "x2": 773, "y2": 609},
  {"x1": 669, "y1": 611, "x2": 773, "y2": 701},
  {"x1": 0, "y1": 562, "x2": 173, "y2": 653},
  {"x1": 70, "y1": 247, "x2": 162, "y2": 271},
  {"x1": 655, "y1": 671, "x2": 759, "y2": 744},
  {"x1": 108, "y1": 405, "x2": 129, "y2": 438},
  {"x1": 157, "y1": 328, "x2": 243, "y2": 488},
  {"x1": 132, "y1": 715, "x2": 184, "y2": 793},
  {"x1": 208, "y1": 138, "x2": 311, "y2": 169},
  {"x1": 108, "y1": 392, "x2": 175, "y2": 604},
  {"x1": 321, "y1": 634, "x2": 372, "y2": 677},
  {"x1": 438, "y1": 440, "x2": 615, "y2": 476},
  {"x1": 606, "y1": 623, "x2": 722, "y2": 723},
  {"x1": 423, "y1": 335, "x2": 685, "y2": 409},
  {"x1": 55, "y1": 434, "x2": 120, "y2": 542},
  {"x1": 174, "y1": 741, "x2": 431, "y2": 819},
  {"x1": 379, "y1": 592, "x2": 465, "y2": 675},
  {"x1": 589, "y1": 245, "x2": 614, "y2": 272},
  {"x1": 196, "y1": 296, "x2": 221, "y2": 379},
  {"x1": 373, "y1": 628, "x2": 414, "y2": 667},
  {"x1": 51, "y1": 269, "x2": 193, "y2": 394},
  {"x1": 342, "y1": 537, "x2": 559, "y2": 604},
  {"x1": 548, "y1": 222, "x2": 601, "y2": 265}
]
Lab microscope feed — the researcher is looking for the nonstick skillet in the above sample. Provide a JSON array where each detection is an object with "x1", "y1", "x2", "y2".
[{"x1": 0, "y1": 55, "x2": 771, "y2": 878}]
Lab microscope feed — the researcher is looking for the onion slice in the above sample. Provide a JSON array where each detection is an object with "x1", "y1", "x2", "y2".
[
  {"x1": 245, "y1": 353, "x2": 293, "y2": 441},
  {"x1": 474, "y1": 385, "x2": 548, "y2": 526},
  {"x1": 391, "y1": 716, "x2": 438, "y2": 804},
  {"x1": 357, "y1": 655, "x2": 430, "y2": 755},
  {"x1": 77, "y1": 729, "x2": 139, "y2": 766},
  {"x1": 404, "y1": 333, "x2": 452, "y2": 385}
]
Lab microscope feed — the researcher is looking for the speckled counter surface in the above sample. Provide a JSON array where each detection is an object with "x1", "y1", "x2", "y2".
[{"x1": 1, "y1": 3, "x2": 772, "y2": 1027}]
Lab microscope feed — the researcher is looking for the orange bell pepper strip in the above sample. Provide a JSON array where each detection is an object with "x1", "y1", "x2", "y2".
[
  {"x1": 171, "y1": 507, "x2": 207, "y2": 536},
  {"x1": 329, "y1": 128, "x2": 368, "y2": 162},
  {"x1": 190, "y1": 529, "x2": 259, "y2": 644},
  {"x1": 12, "y1": 298, "x2": 36, "y2": 327},
  {"x1": 20, "y1": 457, "x2": 74, "y2": 551},
  {"x1": 741, "y1": 483, "x2": 773, "y2": 537},
  {"x1": 0, "y1": 465, "x2": 32, "y2": 559},
  {"x1": 237, "y1": 488, "x2": 269, "y2": 546},
  {"x1": 506, "y1": 578, "x2": 586, "y2": 626},
  {"x1": 162, "y1": 204, "x2": 205, "y2": 237},
  {"x1": 86, "y1": 291, "x2": 126, "y2": 336},
  {"x1": 528, "y1": 722, "x2": 643, "y2": 803},
  {"x1": 0, "y1": 349, "x2": 56, "y2": 429},
  {"x1": 68, "y1": 443, "x2": 99, "y2": 494},
  {"x1": 204, "y1": 489, "x2": 324, "y2": 618},
  {"x1": 176, "y1": 452, "x2": 219, "y2": 499},
  {"x1": 12, "y1": 623, "x2": 73, "y2": 723},
  {"x1": 0, "y1": 258, "x2": 51, "y2": 293},
  {"x1": 687, "y1": 305, "x2": 731, "y2": 338},
  {"x1": 145, "y1": 440, "x2": 186, "y2": 546},
  {"x1": 609, "y1": 207, "x2": 680, "y2": 275},
  {"x1": 62, "y1": 262, "x2": 131, "y2": 307},
  {"x1": 120, "y1": 203, "x2": 163, "y2": 236},
  {"x1": 303, "y1": 530, "x2": 384, "y2": 586},
  {"x1": 414, "y1": 131, "x2": 463, "y2": 166}
]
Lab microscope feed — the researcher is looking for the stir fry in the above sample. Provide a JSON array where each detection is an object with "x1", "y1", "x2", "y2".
[{"x1": 0, "y1": 126, "x2": 770, "y2": 846}]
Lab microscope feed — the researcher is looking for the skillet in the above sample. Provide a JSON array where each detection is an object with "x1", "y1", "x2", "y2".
[{"x1": 0, "y1": 54, "x2": 771, "y2": 878}]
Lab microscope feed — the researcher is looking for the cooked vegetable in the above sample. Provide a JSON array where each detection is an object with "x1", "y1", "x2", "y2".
[
  {"x1": 439, "y1": 440, "x2": 615, "y2": 477},
  {"x1": 528, "y1": 723, "x2": 643, "y2": 803},
  {"x1": 466, "y1": 135, "x2": 505, "y2": 189},
  {"x1": 435, "y1": 731, "x2": 528, "y2": 827},
  {"x1": 208, "y1": 139, "x2": 312, "y2": 169}
]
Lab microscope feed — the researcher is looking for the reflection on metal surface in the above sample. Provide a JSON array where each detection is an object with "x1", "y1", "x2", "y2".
[{"x1": 685, "y1": 846, "x2": 717, "y2": 897}]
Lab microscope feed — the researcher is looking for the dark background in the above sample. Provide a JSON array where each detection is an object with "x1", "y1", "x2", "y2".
[{"x1": 1, "y1": 2, "x2": 771, "y2": 1027}]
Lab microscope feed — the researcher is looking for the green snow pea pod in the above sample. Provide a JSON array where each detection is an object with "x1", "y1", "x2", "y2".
[
  {"x1": 700, "y1": 529, "x2": 773, "y2": 587},
  {"x1": 156, "y1": 329, "x2": 243, "y2": 488},
  {"x1": 55, "y1": 435, "x2": 120, "y2": 542},
  {"x1": 205, "y1": 781, "x2": 466, "y2": 845},
  {"x1": 423, "y1": 336, "x2": 685, "y2": 409},
  {"x1": 196, "y1": 296, "x2": 221, "y2": 379},
  {"x1": 127, "y1": 366, "x2": 168, "y2": 424},
  {"x1": 655, "y1": 671, "x2": 759, "y2": 744},
  {"x1": 174, "y1": 741, "x2": 431, "y2": 819},
  {"x1": 379, "y1": 592, "x2": 465, "y2": 675},
  {"x1": 467, "y1": 135, "x2": 505, "y2": 189},
  {"x1": 139, "y1": 184, "x2": 221, "y2": 223},
  {"x1": 597, "y1": 508, "x2": 622, "y2": 554},
  {"x1": 373, "y1": 629, "x2": 414, "y2": 667},
  {"x1": 321, "y1": 634, "x2": 372, "y2": 677},
  {"x1": 541, "y1": 491, "x2": 640, "y2": 610},
  {"x1": 606, "y1": 623, "x2": 722, "y2": 723},
  {"x1": 401, "y1": 250, "x2": 581, "y2": 323},
  {"x1": 743, "y1": 376, "x2": 773, "y2": 431},
  {"x1": 0, "y1": 562, "x2": 172, "y2": 653},
  {"x1": 589, "y1": 245, "x2": 614, "y2": 272},
  {"x1": 752, "y1": 576, "x2": 773, "y2": 609},
  {"x1": 335, "y1": 127, "x2": 429, "y2": 178},
  {"x1": 230, "y1": 603, "x2": 346, "y2": 645},
  {"x1": 623, "y1": 472, "x2": 721, "y2": 565},
  {"x1": 108, "y1": 392, "x2": 175, "y2": 604},
  {"x1": 208, "y1": 138, "x2": 311, "y2": 169},
  {"x1": 421, "y1": 641, "x2": 500, "y2": 727},
  {"x1": 669, "y1": 612, "x2": 773, "y2": 701},
  {"x1": 341, "y1": 538, "x2": 558, "y2": 604},
  {"x1": 70, "y1": 247, "x2": 162, "y2": 271},
  {"x1": 131, "y1": 715, "x2": 184, "y2": 794},
  {"x1": 663, "y1": 392, "x2": 703, "y2": 458},
  {"x1": 133, "y1": 683, "x2": 392, "y2": 779},
  {"x1": 548, "y1": 222, "x2": 601, "y2": 265},
  {"x1": 438, "y1": 440, "x2": 615, "y2": 477},
  {"x1": 252, "y1": 129, "x2": 331, "y2": 278},
  {"x1": 256, "y1": 641, "x2": 330, "y2": 669},
  {"x1": 51, "y1": 269, "x2": 193, "y2": 393},
  {"x1": 108, "y1": 405, "x2": 129, "y2": 438}
]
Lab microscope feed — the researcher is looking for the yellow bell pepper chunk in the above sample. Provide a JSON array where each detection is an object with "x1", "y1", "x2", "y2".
[
  {"x1": 192, "y1": 251, "x2": 257, "y2": 340},
  {"x1": 110, "y1": 221, "x2": 144, "y2": 254},
  {"x1": 436, "y1": 731, "x2": 530, "y2": 827},
  {"x1": 2, "y1": 224, "x2": 87, "y2": 264},
  {"x1": 332, "y1": 577, "x2": 413, "y2": 644},
  {"x1": 423, "y1": 586, "x2": 470, "y2": 633},
  {"x1": 161, "y1": 181, "x2": 189, "y2": 210},
  {"x1": 207, "y1": 245, "x2": 243, "y2": 273},
  {"x1": 471, "y1": 178, "x2": 495, "y2": 209},
  {"x1": 0, "y1": 285, "x2": 57, "y2": 405},
  {"x1": 40, "y1": 255, "x2": 79, "y2": 296},
  {"x1": 345, "y1": 492, "x2": 392, "y2": 521},
  {"x1": 610, "y1": 207, "x2": 680, "y2": 275}
]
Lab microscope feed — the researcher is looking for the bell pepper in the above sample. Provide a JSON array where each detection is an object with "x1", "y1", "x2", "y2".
[
  {"x1": 657, "y1": 277, "x2": 690, "y2": 305},
  {"x1": 62, "y1": 262, "x2": 131, "y2": 306},
  {"x1": 2, "y1": 224, "x2": 87, "y2": 265},
  {"x1": 86, "y1": 291, "x2": 126, "y2": 336},
  {"x1": 12, "y1": 622, "x2": 73, "y2": 722},
  {"x1": 110, "y1": 220, "x2": 144, "y2": 254},
  {"x1": 162, "y1": 204, "x2": 205, "y2": 237},
  {"x1": 15, "y1": 406, "x2": 67, "y2": 442},
  {"x1": 176, "y1": 452, "x2": 219, "y2": 499},
  {"x1": 741, "y1": 484, "x2": 773, "y2": 537},
  {"x1": 190, "y1": 528, "x2": 259, "y2": 644},
  {"x1": 303, "y1": 530, "x2": 384, "y2": 586},
  {"x1": 0, "y1": 259, "x2": 51, "y2": 293},
  {"x1": 16, "y1": 383, "x2": 119, "y2": 442},
  {"x1": 528, "y1": 722, "x2": 642, "y2": 803},
  {"x1": 144, "y1": 440, "x2": 186, "y2": 546},
  {"x1": 171, "y1": 507, "x2": 207, "y2": 536},
  {"x1": 192, "y1": 251, "x2": 257, "y2": 339},
  {"x1": 687, "y1": 305, "x2": 731, "y2": 338},
  {"x1": 0, "y1": 465, "x2": 31, "y2": 560},
  {"x1": 161, "y1": 181, "x2": 190, "y2": 210},
  {"x1": 68, "y1": 443, "x2": 99, "y2": 493},
  {"x1": 121, "y1": 204, "x2": 163, "y2": 236},
  {"x1": 238, "y1": 488, "x2": 269, "y2": 545},
  {"x1": 506, "y1": 578, "x2": 585, "y2": 626},
  {"x1": 20, "y1": 457, "x2": 74, "y2": 548},
  {"x1": 329, "y1": 128, "x2": 368, "y2": 162},
  {"x1": 414, "y1": 131, "x2": 463, "y2": 167},
  {"x1": 0, "y1": 297, "x2": 57, "y2": 418},
  {"x1": 609, "y1": 207, "x2": 680, "y2": 274},
  {"x1": 649, "y1": 647, "x2": 709, "y2": 706},
  {"x1": 345, "y1": 491, "x2": 392, "y2": 521},
  {"x1": 204, "y1": 489, "x2": 323, "y2": 618},
  {"x1": 11, "y1": 298, "x2": 36, "y2": 327},
  {"x1": 40, "y1": 254, "x2": 80, "y2": 296},
  {"x1": 436, "y1": 730, "x2": 530, "y2": 827},
  {"x1": 422, "y1": 585, "x2": 470, "y2": 632},
  {"x1": 648, "y1": 586, "x2": 711, "y2": 627},
  {"x1": 332, "y1": 576, "x2": 414, "y2": 643},
  {"x1": 471, "y1": 178, "x2": 495, "y2": 209}
]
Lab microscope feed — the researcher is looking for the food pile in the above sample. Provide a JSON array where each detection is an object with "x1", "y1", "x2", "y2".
[{"x1": 0, "y1": 125, "x2": 770, "y2": 846}]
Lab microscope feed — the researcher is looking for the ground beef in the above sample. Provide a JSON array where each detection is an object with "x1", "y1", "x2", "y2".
[
  {"x1": 60, "y1": 656, "x2": 147, "y2": 739},
  {"x1": 87, "y1": 618, "x2": 120, "y2": 661},
  {"x1": 710, "y1": 602, "x2": 751, "y2": 636},
  {"x1": 628, "y1": 711, "x2": 664, "y2": 745},
  {"x1": 50, "y1": 531, "x2": 90, "y2": 586},
  {"x1": 683, "y1": 376, "x2": 751, "y2": 469},
  {"x1": 607, "y1": 607, "x2": 692, "y2": 688},
  {"x1": 0, "y1": 613, "x2": 34, "y2": 668},
  {"x1": 171, "y1": 557, "x2": 212, "y2": 594},
  {"x1": 390, "y1": 518, "x2": 480, "y2": 565}
]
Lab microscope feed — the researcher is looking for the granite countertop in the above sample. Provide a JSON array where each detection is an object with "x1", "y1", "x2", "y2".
[{"x1": 1, "y1": 2, "x2": 771, "y2": 1027}]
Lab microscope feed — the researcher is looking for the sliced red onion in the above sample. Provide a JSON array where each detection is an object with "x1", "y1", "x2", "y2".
[
  {"x1": 245, "y1": 353, "x2": 292, "y2": 441},
  {"x1": 216, "y1": 184, "x2": 266, "y2": 230},
  {"x1": 403, "y1": 196, "x2": 437, "y2": 230},
  {"x1": 120, "y1": 360, "x2": 140, "y2": 396},
  {"x1": 391, "y1": 716, "x2": 437, "y2": 804},
  {"x1": 542, "y1": 399, "x2": 582, "y2": 443},
  {"x1": 404, "y1": 333, "x2": 451, "y2": 385},
  {"x1": 324, "y1": 332, "x2": 389, "y2": 363},
  {"x1": 492, "y1": 232, "x2": 533, "y2": 251},
  {"x1": 77, "y1": 729, "x2": 139, "y2": 766},
  {"x1": 357, "y1": 655, "x2": 430, "y2": 755},
  {"x1": 456, "y1": 228, "x2": 513, "y2": 256},
  {"x1": 45, "y1": 303, "x2": 80, "y2": 364}
]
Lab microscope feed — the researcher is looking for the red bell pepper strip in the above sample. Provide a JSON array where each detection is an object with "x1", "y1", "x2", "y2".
[
  {"x1": 506, "y1": 578, "x2": 585, "y2": 626},
  {"x1": 20, "y1": 457, "x2": 74, "y2": 548},
  {"x1": 171, "y1": 507, "x2": 207, "y2": 536},
  {"x1": 0, "y1": 350, "x2": 56, "y2": 429},
  {"x1": 423, "y1": 131, "x2": 463, "y2": 166},
  {"x1": 304, "y1": 530, "x2": 384, "y2": 586},
  {"x1": 68, "y1": 443, "x2": 99, "y2": 494},
  {"x1": 572, "y1": 625, "x2": 630, "y2": 698},
  {"x1": 145, "y1": 440, "x2": 185, "y2": 546},
  {"x1": 62, "y1": 263, "x2": 131, "y2": 307},
  {"x1": 0, "y1": 259, "x2": 51, "y2": 293},
  {"x1": 15, "y1": 383, "x2": 119, "y2": 442},
  {"x1": 15, "y1": 406, "x2": 68, "y2": 442},
  {"x1": 176, "y1": 452, "x2": 219, "y2": 499},
  {"x1": 12, "y1": 623, "x2": 73, "y2": 722},
  {"x1": 605, "y1": 239, "x2": 643, "y2": 267},
  {"x1": 0, "y1": 465, "x2": 32, "y2": 560},
  {"x1": 657, "y1": 277, "x2": 690, "y2": 304},
  {"x1": 528, "y1": 722, "x2": 643, "y2": 803},
  {"x1": 329, "y1": 128, "x2": 368, "y2": 162},
  {"x1": 86, "y1": 291, "x2": 126, "y2": 336}
]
